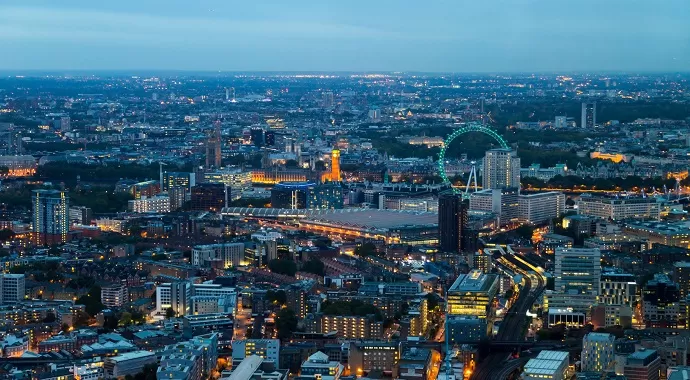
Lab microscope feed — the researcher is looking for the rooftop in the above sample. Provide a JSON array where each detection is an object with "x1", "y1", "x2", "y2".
[
  {"x1": 105, "y1": 350, "x2": 155, "y2": 362},
  {"x1": 448, "y1": 270, "x2": 498, "y2": 293},
  {"x1": 225, "y1": 355, "x2": 263, "y2": 380},
  {"x1": 584, "y1": 332, "x2": 615, "y2": 342}
]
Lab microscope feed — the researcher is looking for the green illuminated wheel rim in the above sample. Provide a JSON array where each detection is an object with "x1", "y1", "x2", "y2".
[{"x1": 438, "y1": 123, "x2": 508, "y2": 194}]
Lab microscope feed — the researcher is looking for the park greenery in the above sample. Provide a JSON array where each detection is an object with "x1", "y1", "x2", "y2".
[
  {"x1": 267, "y1": 259, "x2": 298, "y2": 277},
  {"x1": 321, "y1": 299, "x2": 383, "y2": 321}
]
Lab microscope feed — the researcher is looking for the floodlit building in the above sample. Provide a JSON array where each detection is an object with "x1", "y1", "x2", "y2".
[
  {"x1": 447, "y1": 270, "x2": 499, "y2": 343},
  {"x1": 203, "y1": 169, "x2": 252, "y2": 200}
]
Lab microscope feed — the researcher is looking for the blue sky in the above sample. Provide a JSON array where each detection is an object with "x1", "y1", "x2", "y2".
[{"x1": 0, "y1": 0, "x2": 688, "y2": 72}]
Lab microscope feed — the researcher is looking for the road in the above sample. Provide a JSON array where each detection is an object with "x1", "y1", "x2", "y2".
[
  {"x1": 470, "y1": 253, "x2": 545, "y2": 380},
  {"x1": 233, "y1": 304, "x2": 252, "y2": 340}
]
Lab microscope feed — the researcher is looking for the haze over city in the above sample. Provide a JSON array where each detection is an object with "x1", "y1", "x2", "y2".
[{"x1": 1, "y1": 0, "x2": 689, "y2": 72}]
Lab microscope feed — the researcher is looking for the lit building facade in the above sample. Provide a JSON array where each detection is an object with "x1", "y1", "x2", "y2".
[
  {"x1": 32, "y1": 190, "x2": 69, "y2": 245},
  {"x1": 203, "y1": 169, "x2": 252, "y2": 199},
  {"x1": 101, "y1": 284, "x2": 127, "y2": 308},
  {"x1": 469, "y1": 188, "x2": 519, "y2": 226},
  {"x1": 577, "y1": 194, "x2": 661, "y2": 221},
  {"x1": 482, "y1": 148, "x2": 520, "y2": 190},
  {"x1": 581, "y1": 332, "x2": 615, "y2": 372},
  {"x1": 554, "y1": 247, "x2": 601, "y2": 295},
  {"x1": 128, "y1": 195, "x2": 171, "y2": 213},
  {"x1": 447, "y1": 270, "x2": 499, "y2": 343},
  {"x1": 518, "y1": 191, "x2": 566, "y2": 224}
]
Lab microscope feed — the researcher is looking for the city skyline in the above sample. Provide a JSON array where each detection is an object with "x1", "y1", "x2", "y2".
[{"x1": 0, "y1": 0, "x2": 688, "y2": 72}]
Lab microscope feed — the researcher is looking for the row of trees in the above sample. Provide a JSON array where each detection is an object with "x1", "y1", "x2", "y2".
[
  {"x1": 267, "y1": 257, "x2": 325, "y2": 277},
  {"x1": 522, "y1": 174, "x2": 680, "y2": 191}
]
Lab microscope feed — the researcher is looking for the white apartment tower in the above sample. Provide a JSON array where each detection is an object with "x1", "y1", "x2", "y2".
[{"x1": 482, "y1": 148, "x2": 520, "y2": 190}]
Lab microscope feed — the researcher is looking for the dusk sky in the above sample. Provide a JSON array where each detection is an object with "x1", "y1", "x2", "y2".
[{"x1": 1, "y1": 0, "x2": 688, "y2": 72}]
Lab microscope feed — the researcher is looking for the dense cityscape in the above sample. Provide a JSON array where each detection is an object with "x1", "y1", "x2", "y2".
[{"x1": 0, "y1": 70, "x2": 688, "y2": 380}]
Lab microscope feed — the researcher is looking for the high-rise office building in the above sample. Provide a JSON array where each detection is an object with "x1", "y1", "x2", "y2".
[
  {"x1": 438, "y1": 192, "x2": 468, "y2": 253},
  {"x1": 53, "y1": 116, "x2": 71, "y2": 132},
  {"x1": 68, "y1": 206, "x2": 93, "y2": 225},
  {"x1": 322, "y1": 92, "x2": 334, "y2": 108},
  {"x1": 554, "y1": 116, "x2": 567, "y2": 129},
  {"x1": 554, "y1": 247, "x2": 601, "y2": 295},
  {"x1": 447, "y1": 270, "x2": 499, "y2": 343},
  {"x1": 482, "y1": 148, "x2": 520, "y2": 190},
  {"x1": 0, "y1": 274, "x2": 25, "y2": 303},
  {"x1": 32, "y1": 190, "x2": 69, "y2": 245},
  {"x1": 581, "y1": 102, "x2": 596, "y2": 129},
  {"x1": 250, "y1": 128, "x2": 265, "y2": 147},
  {"x1": 270, "y1": 182, "x2": 343, "y2": 210},
  {"x1": 600, "y1": 268, "x2": 637, "y2": 306},
  {"x1": 673, "y1": 261, "x2": 690, "y2": 299},
  {"x1": 518, "y1": 192, "x2": 566, "y2": 225},
  {"x1": 190, "y1": 184, "x2": 226, "y2": 212},
  {"x1": 264, "y1": 131, "x2": 275, "y2": 146},
  {"x1": 469, "y1": 187, "x2": 519, "y2": 226},
  {"x1": 202, "y1": 169, "x2": 252, "y2": 199},
  {"x1": 205, "y1": 120, "x2": 222, "y2": 169},
  {"x1": 642, "y1": 274, "x2": 680, "y2": 328},
  {"x1": 162, "y1": 172, "x2": 195, "y2": 191},
  {"x1": 581, "y1": 332, "x2": 615, "y2": 372}
]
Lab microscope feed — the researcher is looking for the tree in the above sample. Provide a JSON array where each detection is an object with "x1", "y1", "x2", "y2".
[
  {"x1": 266, "y1": 290, "x2": 287, "y2": 305},
  {"x1": 268, "y1": 259, "x2": 297, "y2": 277},
  {"x1": 321, "y1": 300, "x2": 383, "y2": 321},
  {"x1": 425, "y1": 293, "x2": 440, "y2": 311},
  {"x1": 514, "y1": 225, "x2": 534, "y2": 240},
  {"x1": 43, "y1": 312, "x2": 57, "y2": 323},
  {"x1": 61, "y1": 323, "x2": 70, "y2": 334},
  {"x1": 75, "y1": 311, "x2": 91, "y2": 327},
  {"x1": 275, "y1": 308, "x2": 298, "y2": 340},
  {"x1": 165, "y1": 307, "x2": 175, "y2": 319},
  {"x1": 120, "y1": 312, "x2": 133, "y2": 327},
  {"x1": 314, "y1": 161, "x2": 326, "y2": 171},
  {"x1": 134, "y1": 363, "x2": 158, "y2": 380},
  {"x1": 354, "y1": 242, "x2": 378, "y2": 257},
  {"x1": 301, "y1": 258, "x2": 325, "y2": 276},
  {"x1": 0, "y1": 229, "x2": 16, "y2": 241},
  {"x1": 77, "y1": 286, "x2": 105, "y2": 316}
]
